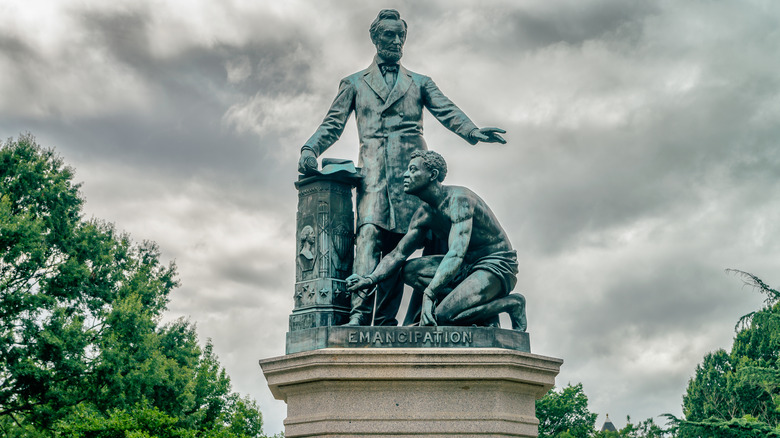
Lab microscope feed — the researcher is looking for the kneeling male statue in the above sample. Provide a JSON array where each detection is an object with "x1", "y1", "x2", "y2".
[{"x1": 347, "y1": 150, "x2": 527, "y2": 331}]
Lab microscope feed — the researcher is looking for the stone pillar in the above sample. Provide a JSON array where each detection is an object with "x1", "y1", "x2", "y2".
[
  {"x1": 290, "y1": 173, "x2": 359, "y2": 332},
  {"x1": 260, "y1": 348, "x2": 563, "y2": 437}
]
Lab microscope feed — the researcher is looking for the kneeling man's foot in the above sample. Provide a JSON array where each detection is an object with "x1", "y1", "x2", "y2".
[
  {"x1": 506, "y1": 294, "x2": 527, "y2": 332},
  {"x1": 483, "y1": 315, "x2": 500, "y2": 328}
]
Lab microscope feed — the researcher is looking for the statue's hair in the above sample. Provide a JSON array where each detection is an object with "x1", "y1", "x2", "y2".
[
  {"x1": 410, "y1": 150, "x2": 447, "y2": 182},
  {"x1": 300, "y1": 225, "x2": 315, "y2": 241},
  {"x1": 369, "y1": 9, "x2": 407, "y2": 43}
]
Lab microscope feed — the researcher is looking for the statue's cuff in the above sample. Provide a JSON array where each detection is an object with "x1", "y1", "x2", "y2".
[
  {"x1": 423, "y1": 288, "x2": 436, "y2": 300},
  {"x1": 366, "y1": 274, "x2": 376, "y2": 285},
  {"x1": 467, "y1": 128, "x2": 480, "y2": 145},
  {"x1": 301, "y1": 145, "x2": 317, "y2": 155}
]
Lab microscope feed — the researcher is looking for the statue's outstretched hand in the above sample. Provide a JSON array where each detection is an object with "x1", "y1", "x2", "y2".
[
  {"x1": 298, "y1": 149, "x2": 318, "y2": 174},
  {"x1": 472, "y1": 127, "x2": 507, "y2": 144},
  {"x1": 346, "y1": 274, "x2": 372, "y2": 291}
]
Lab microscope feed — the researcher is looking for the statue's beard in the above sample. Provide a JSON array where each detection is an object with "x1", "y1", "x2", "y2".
[{"x1": 378, "y1": 47, "x2": 403, "y2": 63}]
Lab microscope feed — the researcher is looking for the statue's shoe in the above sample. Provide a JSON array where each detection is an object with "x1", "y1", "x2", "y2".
[{"x1": 341, "y1": 315, "x2": 365, "y2": 326}]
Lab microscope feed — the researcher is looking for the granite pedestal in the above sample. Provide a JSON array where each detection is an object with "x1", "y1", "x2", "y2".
[{"x1": 260, "y1": 343, "x2": 562, "y2": 437}]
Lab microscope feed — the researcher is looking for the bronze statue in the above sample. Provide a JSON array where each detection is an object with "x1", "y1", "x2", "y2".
[
  {"x1": 299, "y1": 9, "x2": 506, "y2": 326},
  {"x1": 346, "y1": 151, "x2": 526, "y2": 331}
]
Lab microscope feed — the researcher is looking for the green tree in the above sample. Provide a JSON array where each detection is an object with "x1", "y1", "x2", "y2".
[
  {"x1": 593, "y1": 416, "x2": 668, "y2": 438},
  {"x1": 0, "y1": 134, "x2": 269, "y2": 437},
  {"x1": 535, "y1": 382, "x2": 669, "y2": 438},
  {"x1": 667, "y1": 269, "x2": 780, "y2": 437},
  {"x1": 54, "y1": 401, "x2": 192, "y2": 438},
  {"x1": 536, "y1": 383, "x2": 598, "y2": 438},
  {"x1": 623, "y1": 417, "x2": 668, "y2": 438}
]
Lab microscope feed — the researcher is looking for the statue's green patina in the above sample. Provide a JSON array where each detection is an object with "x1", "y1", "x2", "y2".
[{"x1": 298, "y1": 9, "x2": 507, "y2": 327}]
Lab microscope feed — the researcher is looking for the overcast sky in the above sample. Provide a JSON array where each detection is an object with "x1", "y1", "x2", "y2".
[{"x1": 2, "y1": 0, "x2": 779, "y2": 433}]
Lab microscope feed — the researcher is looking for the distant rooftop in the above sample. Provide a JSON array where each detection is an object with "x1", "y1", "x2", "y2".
[{"x1": 601, "y1": 414, "x2": 617, "y2": 432}]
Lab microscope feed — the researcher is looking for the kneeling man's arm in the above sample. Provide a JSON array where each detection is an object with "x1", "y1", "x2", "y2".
[
  {"x1": 424, "y1": 217, "x2": 471, "y2": 299},
  {"x1": 418, "y1": 216, "x2": 471, "y2": 327},
  {"x1": 346, "y1": 218, "x2": 427, "y2": 291},
  {"x1": 372, "y1": 227, "x2": 424, "y2": 283}
]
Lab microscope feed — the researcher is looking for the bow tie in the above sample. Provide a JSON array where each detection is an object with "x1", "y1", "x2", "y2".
[{"x1": 380, "y1": 64, "x2": 398, "y2": 75}]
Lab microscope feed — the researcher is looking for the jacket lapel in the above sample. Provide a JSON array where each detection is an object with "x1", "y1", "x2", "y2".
[
  {"x1": 363, "y1": 62, "x2": 390, "y2": 102},
  {"x1": 382, "y1": 65, "x2": 412, "y2": 112}
]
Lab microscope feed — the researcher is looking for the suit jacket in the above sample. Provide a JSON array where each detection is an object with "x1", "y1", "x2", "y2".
[{"x1": 303, "y1": 58, "x2": 479, "y2": 234}]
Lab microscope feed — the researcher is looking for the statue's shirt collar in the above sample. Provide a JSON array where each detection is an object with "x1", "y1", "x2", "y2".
[{"x1": 374, "y1": 54, "x2": 400, "y2": 67}]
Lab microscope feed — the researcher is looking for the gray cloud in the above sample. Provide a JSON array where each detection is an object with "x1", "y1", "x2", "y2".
[{"x1": 3, "y1": 0, "x2": 780, "y2": 433}]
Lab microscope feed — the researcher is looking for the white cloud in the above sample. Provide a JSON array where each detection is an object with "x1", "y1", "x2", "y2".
[
  {"x1": 225, "y1": 56, "x2": 252, "y2": 83},
  {"x1": 222, "y1": 91, "x2": 325, "y2": 161}
]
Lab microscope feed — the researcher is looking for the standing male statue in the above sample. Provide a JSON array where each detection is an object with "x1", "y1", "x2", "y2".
[
  {"x1": 299, "y1": 9, "x2": 506, "y2": 326},
  {"x1": 346, "y1": 150, "x2": 526, "y2": 331}
]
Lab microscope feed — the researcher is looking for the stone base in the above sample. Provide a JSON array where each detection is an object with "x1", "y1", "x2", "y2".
[
  {"x1": 288, "y1": 305, "x2": 351, "y2": 332},
  {"x1": 286, "y1": 326, "x2": 530, "y2": 354},
  {"x1": 260, "y1": 348, "x2": 562, "y2": 437}
]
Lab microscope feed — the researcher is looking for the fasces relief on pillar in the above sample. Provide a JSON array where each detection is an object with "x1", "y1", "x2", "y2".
[
  {"x1": 296, "y1": 201, "x2": 354, "y2": 281},
  {"x1": 331, "y1": 220, "x2": 353, "y2": 279},
  {"x1": 292, "y1": 172, "x2": 359, "y2": 330}
]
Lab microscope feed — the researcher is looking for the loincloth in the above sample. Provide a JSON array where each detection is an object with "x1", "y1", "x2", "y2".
[{"x1": 450, "y1": 250, "x2": 519, "y2": 296}]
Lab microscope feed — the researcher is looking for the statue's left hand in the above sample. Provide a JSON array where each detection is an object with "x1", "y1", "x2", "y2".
[{"x1": 472, "y1": 127, "x2": 507, "y2": 144}]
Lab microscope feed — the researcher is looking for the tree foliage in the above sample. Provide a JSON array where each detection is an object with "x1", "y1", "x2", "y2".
[
  {"x1": 537, "y1": 383, "x2": 598, "y2": 438},
  {"x1": 668, "y1": 269, "x2": 780, "y2": 437},
  {"x1": 593, "y1": 416, "x2": 669, "y2": 438},
  {"x1": 536, "y1": 383, "x2": 669, "y2": 438},
  {"x1": 0, "y1": 134, "x2": 270, "y2": 437}
]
